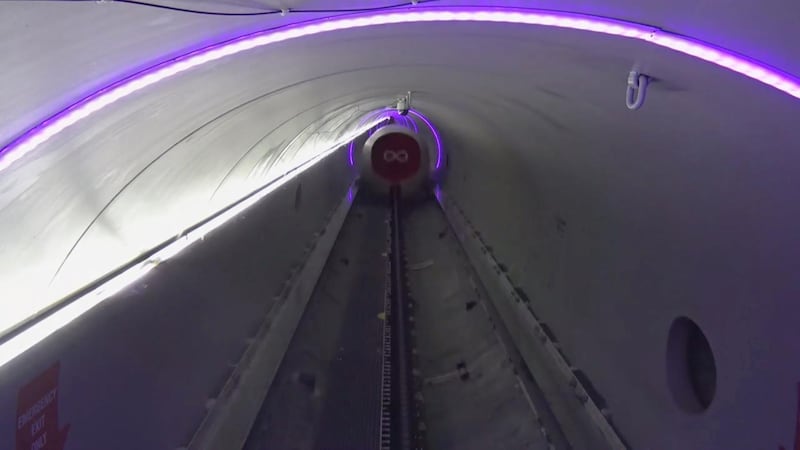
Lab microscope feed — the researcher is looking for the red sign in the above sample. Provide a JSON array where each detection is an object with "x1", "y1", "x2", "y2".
[
  {"x1": 16, "y1": 363, "x2": 70, "y2": 450},
  {"x1": 371, "y1": 132, "x2": 422, "y2": 183}
]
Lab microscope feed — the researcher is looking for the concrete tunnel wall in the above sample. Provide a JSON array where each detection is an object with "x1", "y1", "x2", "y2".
[
  {"x1": 0, "y1": 44, "x2": 399, "y2": 334},
  {"x1": 0, "y1": 151, "x2": 354, "y2": 450},
  {"x1": 2, "y1": 1, "x2": 800, "y2": 449}
]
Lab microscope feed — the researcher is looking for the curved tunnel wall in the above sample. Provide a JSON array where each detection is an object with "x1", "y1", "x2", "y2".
[
  {"x1": 1, "y1": 2, "x2": 800, "y2": 449},
  {"x1": 0, "y1": 45, "x2": 398, "y2": 335},
  {"x1": 0, "y1": 151, "x2": 356, "y2": 450}
]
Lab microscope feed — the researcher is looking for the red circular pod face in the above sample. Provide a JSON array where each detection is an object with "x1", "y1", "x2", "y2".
[{"x1": 371, "y1": 132, "x2": 422, "y2": 183}]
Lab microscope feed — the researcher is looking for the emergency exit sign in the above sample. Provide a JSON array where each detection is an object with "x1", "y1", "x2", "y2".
[{"x1": 16, "y1": 362, "x2": 70, "y2": 450}]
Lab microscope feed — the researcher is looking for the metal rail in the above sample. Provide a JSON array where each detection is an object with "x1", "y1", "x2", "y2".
[
  {"x1": 185, "y1": 185, "x2": 359, "y2": 450},
  {"x1": 388, "y1": 186, "x2": 420, "y2": 450},
  {"x1": 379, "y1": 206, "x2": 394, "y2": 450},
  {"x1": 435, "y1": 189, "x2": 629, "y2": 450}
]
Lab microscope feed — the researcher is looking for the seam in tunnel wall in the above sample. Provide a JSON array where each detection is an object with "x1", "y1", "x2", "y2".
[
  {"x1": 0, "y1": 150, "x2": 353, "y2": 450},
  {"x1": 0, "y1": 51, "x2": 392, "y2": 336}
]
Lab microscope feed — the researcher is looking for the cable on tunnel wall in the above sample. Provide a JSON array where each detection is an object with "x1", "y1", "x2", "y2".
[
  {"x1": 50, "y1": 98, "x2": 378, "y2": 290},
  {"x1": 27, "y1": 0, "x2": 439, "y2": 16},
  {"x1": 265, "y1": 105, "x2": 358, "y2": 176},
  {"x1": 625, "y1": 70, "x2": 650, "y2": 110},
  {"x1": 46, "y1": 73, "x2": 394, "y2": 287},
  {"x1": 8, "y1": 62, "x2": 430, "y2": 342},
  {"x1": 0, "y1": 116, "x2": 388, "y2": 368},
  {"x1": 212, "y1": 91, "x2": 389, "y2": 199},
  {"x1": 3, "y1": 6, "x2": 800, "y2": 175}
]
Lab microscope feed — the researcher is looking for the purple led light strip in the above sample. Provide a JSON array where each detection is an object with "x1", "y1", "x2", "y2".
[
  {"x1": 348, "y1": 108, "x2": 439, "y2": 169},
  {"x1": 408, "y1": 109, "x2": 443, "y2": 170},
  {"x1": 348, "y1": 108, "x2": 387, "y2": 166},
  {"x1": 3, "y1": 7, "x2": 799, "y2": 173}
]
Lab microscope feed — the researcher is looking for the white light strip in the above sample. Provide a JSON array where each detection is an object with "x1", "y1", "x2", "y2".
[{"x1": 0, "y1": 117, "x2": 387, "y2": 368}]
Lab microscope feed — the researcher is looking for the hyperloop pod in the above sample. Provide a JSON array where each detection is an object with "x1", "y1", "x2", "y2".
[{"x1": 353, "y1": 114, "x2": 441, "y2": 198}]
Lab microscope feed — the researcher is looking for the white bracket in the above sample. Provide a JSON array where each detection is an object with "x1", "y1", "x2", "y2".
[{"x1": 626, "y1": 70, "x2": 650, "y2": 110}]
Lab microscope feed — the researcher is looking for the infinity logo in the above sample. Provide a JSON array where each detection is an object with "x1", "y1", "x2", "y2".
[{"x1": 383, "y1": 149, "x2": 409, "y2": 163}]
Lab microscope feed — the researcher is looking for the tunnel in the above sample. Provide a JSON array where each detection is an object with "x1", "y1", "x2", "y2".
[{"x1": 1, "y1": 1, "x2": 799, "y2": 449}]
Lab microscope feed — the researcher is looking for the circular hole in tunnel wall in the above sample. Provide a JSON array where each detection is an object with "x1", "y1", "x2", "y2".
[{"x1": 666, "y1": 316, "x2": 717, "y2": 413}]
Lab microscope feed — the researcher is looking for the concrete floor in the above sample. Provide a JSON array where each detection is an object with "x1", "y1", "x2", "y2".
[
  {"x1": 244, "y1": 197, "x2": 387, "y2": 450},
  {"x1": 403, "y1": 199, "x2": 548, "y2": 450},
  {"x1": 245, "y1": 195, "x2": 550, "y2": 449}
]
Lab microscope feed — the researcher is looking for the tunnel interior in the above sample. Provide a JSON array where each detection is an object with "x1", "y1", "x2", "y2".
[{"x1": 1, "y1": 1, "x2": 800, "y2": 449}]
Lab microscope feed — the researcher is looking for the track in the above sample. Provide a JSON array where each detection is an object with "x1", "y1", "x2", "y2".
[
  {"x1": 386, "y1": 186, "x2": 423, "y2": 450},
  {"x1": 244, "y1": 191, "x2": 551, "y2": 449},
  {"x1": 243, "y1": 195, "x2": 387, "y2": 450}
]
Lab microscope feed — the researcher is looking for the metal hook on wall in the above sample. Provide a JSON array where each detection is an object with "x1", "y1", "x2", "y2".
[{"x1": 626, "y1": 70, "x2": 650, "y2": 110}]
